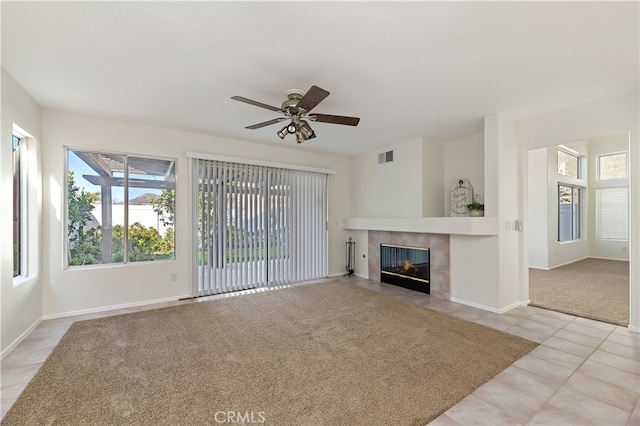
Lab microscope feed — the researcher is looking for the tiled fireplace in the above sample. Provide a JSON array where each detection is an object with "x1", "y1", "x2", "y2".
[{"x1": 368, "y1": 231, "x2": 450, "y2": 299}]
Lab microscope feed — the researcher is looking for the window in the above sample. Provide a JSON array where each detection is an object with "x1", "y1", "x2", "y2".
[
  {"x1": 13, "y1": 134, "x2": 27, "y2": 277},
  {"x1": 558, "y1": 185, "x2": 580, "y2": 242},
  {"x1": 596, "y1": 188, "x2": 628, "y2": 241},
  {"x1": 598, "y1": 152, "x2": 626, "y2": 180},
  {"x1": 66, "y1": 149, "x2": 176, "y2": 266},
  {"x1": 596, "y1": 151, "x2": 628, "y2": 241},
  {"x1": 558, "y1": 149, "x2": 579, "y2": 178},
  {"x1": 194, "y1": 159, "x2": 328, "y2": 296}
]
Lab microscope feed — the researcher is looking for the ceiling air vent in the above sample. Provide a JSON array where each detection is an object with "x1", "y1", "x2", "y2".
[{"x1": 378, "y1": 150, "x2": 393, "y2": 164}]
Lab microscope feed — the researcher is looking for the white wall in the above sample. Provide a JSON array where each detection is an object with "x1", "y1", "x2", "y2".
[
  {"x1": 450, "y1": 235, "x2": 500, "y2": 310},
  {"x1": 588, "y1": 134, "x2": 630, "y2": 260},
  {"x1": 527, "y1": 148, "x2": 549, "y2": 268},
  {"x1": 1, "y1": 70, "x2": 43, "y2": 356},
  {"x1": 41, "y1": 109, "x2": 353, "y2": 317},
  {"x1": 485, "y1": 114, "x2": 522, "y2": 309},
  {"x1": 422, "y1": 139, "x2": 445, "y2": 217},
  {"x1": 350, "y1": 137, "x2": 424, "y2": 218},
  {"x1": 443, "y1": 134, "x2": 484, "y2": 216}
]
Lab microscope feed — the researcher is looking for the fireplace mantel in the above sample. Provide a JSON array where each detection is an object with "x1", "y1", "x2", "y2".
[{"x1": 343, "y1": 217, "x2": 499, "y2": 236}]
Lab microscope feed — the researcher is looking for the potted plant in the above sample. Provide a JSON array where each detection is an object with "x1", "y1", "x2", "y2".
[{"x1": 467, "y1": 202, "x2": 485, "y2": 217}]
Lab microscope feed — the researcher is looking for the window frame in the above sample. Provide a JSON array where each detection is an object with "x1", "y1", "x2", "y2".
[
  {"x1": 12, "y1": 124, "x2": 39, "y2": 287},
  {"x1": 597, "y1": 151, "x2": 627, "y2": 183},
  {"x1": 557, "y1": 147, "x2": 580, "y2": 179},
  {"x1": 12, "y1": 132, "x2": 28, "y2": 280},
  {"x1": 594, "y1": 150, "x2": 629, "y2": 242},
  {"x1": 557, "y1": 184, "x2": 582, "y2": 243},
  {"x1": 65, "y1": 147, "x2": 177, "y2": 268}
]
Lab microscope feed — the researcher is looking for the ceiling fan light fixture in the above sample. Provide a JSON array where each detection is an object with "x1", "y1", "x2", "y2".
[
  {"x1": 232, "y1": 85, "x2": 360, "y2": 143},
  {"x1": 299, "y1": 120, "x2": 315, "y2": 139},
  {"x1": 277, "y1": 125, "x2": 288, "y2": 139}
]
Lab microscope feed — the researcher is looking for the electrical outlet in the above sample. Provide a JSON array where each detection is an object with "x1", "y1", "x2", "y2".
[
  {"x1": 170, "y1": 273, "x2": 177, "y2": 282},
  {"x1": 505, "y1": 220, "x2": 522, "y2": 231}
]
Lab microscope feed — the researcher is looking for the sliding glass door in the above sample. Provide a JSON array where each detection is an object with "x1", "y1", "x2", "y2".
[{"x1": 192, "y1": 158, "x2": 328, "y2": 296}]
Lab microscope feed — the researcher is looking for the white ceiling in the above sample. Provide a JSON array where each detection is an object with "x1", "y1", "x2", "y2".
[{"x1": 2, "y1": 1, "x2": 638, "y2": 157}]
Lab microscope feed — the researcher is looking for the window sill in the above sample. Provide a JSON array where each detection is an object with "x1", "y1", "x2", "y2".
[
  {"x1": 65, "y1": 258, "x2": 176, "y2": 271},
  {"x1": 13, "y1": 275, "x2": 38, "y2": 288}
]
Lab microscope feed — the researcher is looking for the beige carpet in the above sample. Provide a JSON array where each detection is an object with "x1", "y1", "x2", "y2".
[
  {"x1": 2, "y1": 282, "x2": 537, "y2": 426},
  {"x1": 529, "y1": 258, "x2": 629, "y2": 326}
]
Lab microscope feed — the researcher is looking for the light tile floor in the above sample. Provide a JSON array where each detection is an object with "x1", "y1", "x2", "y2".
[{"x1": 1, "y1": 277, "x2": 638, "y2": 425}]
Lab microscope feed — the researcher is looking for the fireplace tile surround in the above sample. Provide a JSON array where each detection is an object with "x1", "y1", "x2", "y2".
[{"x1": 368, "y1": 231, "x2": 450, "y2": 299}]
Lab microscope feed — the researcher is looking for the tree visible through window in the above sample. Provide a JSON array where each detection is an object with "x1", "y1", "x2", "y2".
[
  {"x1": 598, "y1": 152, "x2": 626, "y2": 180},
  {"x1": 558, "y1": 149, "x2": 579, "y2": 178},
  {"x1": 66, "y1": 149, "x2": 176, "y2": 266}
]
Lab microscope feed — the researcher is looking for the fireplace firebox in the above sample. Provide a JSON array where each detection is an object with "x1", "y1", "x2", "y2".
[{"x1": 380, "y1": 244, "x2": 430, "y2": 294}]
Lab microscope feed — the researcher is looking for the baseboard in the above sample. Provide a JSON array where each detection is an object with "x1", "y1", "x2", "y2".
[
  {"x1": 1, "y1": 317, "x2": 42, "y2": 360},
  {"x1": 539, "y1": 256, "x2": 629, "y2": 270},
  {"x1": 328, "y1": 272, "x2": 368, "y2": 279},
  {"x1": 547, "y1": 256, "x2": 590, "y2": 270},
  {"x1": 328, "y1": 272, "x2": 348, "y2": 278},
  {"x1": 528, "y1": 266, "x2": 550, "y2": 271},
  {"x1": 588, "y1": 256, "x2": 630, "y2": 263},
  {"x1": 42, "y1": 296, "x2": 188, "y2": 320},
  {"x1": 450, "y1": 297, "x2": 528, "y2": 314},
  {"x1": 628, "y1": 325, "x2": 640, "y2": 334}
]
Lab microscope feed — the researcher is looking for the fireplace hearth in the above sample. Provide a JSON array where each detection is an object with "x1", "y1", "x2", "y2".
[{"x1": 380, "y1": 244, "x2": 430, "y2": 294}]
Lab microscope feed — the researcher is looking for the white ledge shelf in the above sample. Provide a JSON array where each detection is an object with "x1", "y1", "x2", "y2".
[{"x1": 343, "y1": 217, "x2": 499, "y2": 236}]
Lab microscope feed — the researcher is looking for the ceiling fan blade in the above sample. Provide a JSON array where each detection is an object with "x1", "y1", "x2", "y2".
[
  {"x1": 231, "y1": 96, "x2": 282, "y2": 112},
  {"x1": 311, "y1": 113, "x2": 360, "y2": 126},
  {"x1": 245, "y1": 117, "x2": 288, "y2": 129},
  {"x1": 296, "y1": 85, "x2": 330, "y2": 113}
]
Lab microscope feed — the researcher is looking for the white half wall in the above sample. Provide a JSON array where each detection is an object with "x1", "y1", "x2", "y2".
[{"x1": 450, "y1": 235, "x2": 500, "y2": 308}]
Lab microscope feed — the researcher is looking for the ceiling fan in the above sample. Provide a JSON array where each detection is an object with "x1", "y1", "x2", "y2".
[{"x1": 231, "y1": 85, "x2": 360, "y2": 144}]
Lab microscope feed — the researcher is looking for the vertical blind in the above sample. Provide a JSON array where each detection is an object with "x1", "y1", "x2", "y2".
[
  {"x1": 596, "y1": 187, "x2": 629, "y2": 241},
  {"x1": 193, "y1": 158, "x2": 328, "y2": 296}
]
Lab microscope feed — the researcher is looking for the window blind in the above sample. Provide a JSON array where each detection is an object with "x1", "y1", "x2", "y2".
[
  {"x1": 193, "y1": 158, "x2": 328, "y2": 296},
  {"x1": 596, "y1": 187, "x2": 628, "y2": 241}
]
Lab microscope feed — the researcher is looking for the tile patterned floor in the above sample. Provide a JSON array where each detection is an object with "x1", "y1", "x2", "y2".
[{"x1": 1, "y1": 277, "x2": 639, "y2": 425}]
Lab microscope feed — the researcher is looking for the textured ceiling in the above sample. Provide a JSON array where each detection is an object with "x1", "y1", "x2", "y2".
[{"x1": 2, "y1": 1, "x2": 638, "y2": 157}]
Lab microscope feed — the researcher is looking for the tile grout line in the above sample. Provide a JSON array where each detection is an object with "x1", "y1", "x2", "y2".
[{"x1": 529, "y1": 320, "x2": 637, "y2": 423}]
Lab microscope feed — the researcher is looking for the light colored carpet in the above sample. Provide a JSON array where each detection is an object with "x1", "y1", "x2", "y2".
[
  {"x1": 2, "y1": 281, "x2": 537, "y2": 426},
  {"x1": 529, "y1": 258, "x2": 629, "y2": 326}
]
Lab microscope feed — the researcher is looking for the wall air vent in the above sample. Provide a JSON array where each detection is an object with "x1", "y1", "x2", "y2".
[{"x1": 378, "y1": 150, "x2": 394, "y2": 164}]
